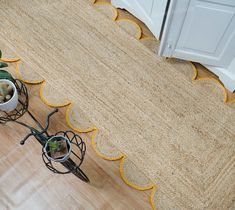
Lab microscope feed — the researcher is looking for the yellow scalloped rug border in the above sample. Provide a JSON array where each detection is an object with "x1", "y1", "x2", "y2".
[
  {"x1": 115, "y1": 18, "x2": 142, "y2": 40},
  {"x1": 13, "y1": 60, "x2": 234, "y2": 210},
  {"x1": 15, "y1": 61, "x2": 45, "y2": 85},
  {"x1": 41, "y1": 84, "x2": 158, "y2": 209},
  {"x1": 91, "y1": 1, "x2": 234, "y2": 105},
  {"x1": 39, "y1": 87, "x2": 158, "y2": 210},
  {"x1": 39, "y1": 81, "x2": 72, "y2": 108},
  {"x1": 2, "y1": 57, "x2": 158, "y2": 209},
  {"x1": 94, "y1": 1, "x2": 118, "y2": 21},
  {"x1": 190, "y1": 62, "x2": 234, "y2": 103},
  {"x1": 0, "y1": 57, "x2": 20, "y2": 63},
  {"x1": 2, "y1": 28, "x2": 234, "y2": 210}
]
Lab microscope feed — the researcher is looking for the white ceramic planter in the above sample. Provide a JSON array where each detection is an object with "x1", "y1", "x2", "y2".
[
  {"x1": 43, "y1": 135, "x2": 72, "y2": 163},
  {"x1": 0, "y1": 79, "x2": 18, "y2": 112}
]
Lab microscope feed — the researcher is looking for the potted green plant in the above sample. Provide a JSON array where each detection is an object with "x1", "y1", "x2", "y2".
[
  {"x1": 44, "y1": 136, "x2": 72, "y2": 162},
  {"x1": 0, "y1": 50, "x2": 18, "y2": 112}
]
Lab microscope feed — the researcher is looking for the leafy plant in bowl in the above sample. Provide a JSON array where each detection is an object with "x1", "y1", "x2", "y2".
[{"x1": 44, "y1": 136, "x2": 72, "y2": 162}]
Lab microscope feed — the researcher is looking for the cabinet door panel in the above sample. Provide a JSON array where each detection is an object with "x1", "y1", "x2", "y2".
[
  {"x1": 160, "y1": 0, "x2": 235, "y2": 67},
  {"x1": 150, "y1": 0, "x2": 169, "y2": 38},
  {"x1": 137, "y1": 0, "x2": 154, "y2": 15}
]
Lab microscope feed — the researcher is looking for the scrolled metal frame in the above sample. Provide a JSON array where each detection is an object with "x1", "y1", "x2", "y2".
[
  {"x1": 0, "y1": 79, "x2": 28, "y2": 124},
  {"x1": 42, "y1": 130, "x2": 86, "y2": 174},
  {"x1": 0, "y1": 79, "x2": 89, "y2": 182}
]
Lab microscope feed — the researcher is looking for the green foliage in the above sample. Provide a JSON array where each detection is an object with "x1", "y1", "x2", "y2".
[
  {"x1": 48, "y1": 140, "x2": 63, "y2": 153},
  {"x1": 0, "y1": 62, "x2": 8, "y2": 68},
  {"x1": 0, "y1": 70, "x2": 14, "y2": 82},
  {"x1": 0, "y1": 50, "x2": 14, "y2": 82}
]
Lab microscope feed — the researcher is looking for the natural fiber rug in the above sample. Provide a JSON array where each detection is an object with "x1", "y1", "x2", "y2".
[
  {"x1": 140, "y1": 37, "x2": 160, "y2": 55},
  {"x1": 116, "y1": 19, "x2": 142, "y2": 39},
  {"x1": 1, "y1": 0, "x2": 235, "y2": 209},
  {"x1": 93, "y1": 2, "x2": 118, "y2": 21}
]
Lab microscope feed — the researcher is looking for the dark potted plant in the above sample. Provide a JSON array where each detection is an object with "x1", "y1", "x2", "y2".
[{"x1": 44, "y1": 136, "x2": 72, "y2": 162}]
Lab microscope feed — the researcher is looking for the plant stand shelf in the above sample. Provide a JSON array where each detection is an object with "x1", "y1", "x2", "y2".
[{"x1": 0, "y1": 79, "x2": 89, "y2": 183}]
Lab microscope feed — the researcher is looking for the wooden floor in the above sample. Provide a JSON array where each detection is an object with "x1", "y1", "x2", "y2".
[{"x1": 0, "y1": 84, "x2": 151, "y2": 210}]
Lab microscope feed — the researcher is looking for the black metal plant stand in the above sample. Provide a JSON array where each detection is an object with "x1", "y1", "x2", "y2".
[{"x1": 0, "y1": 79, "x2": 89, "y2": 183}]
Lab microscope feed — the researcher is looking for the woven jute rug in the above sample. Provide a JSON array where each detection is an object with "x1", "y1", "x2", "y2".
[
  {"x1": 1, "y1": 0, "x2": 235, "y2": 209},
  {"x1": 93, "y1": 2, "x2": 118, "y2": 21}
]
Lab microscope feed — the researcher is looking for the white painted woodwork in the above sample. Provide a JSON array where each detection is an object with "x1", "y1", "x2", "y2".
[
  {"x1": 111, "y1": 0, "x2": 235, "y2": 91},
  {"x1": 111, "y1": 0, "x2": 168, "y2": 39},
  {"x1": 205, "y1": 58, "x2": 235, "y2": 92},
  {"x1": 159, "y1": 0, "x2": 235, "y2": 91}
]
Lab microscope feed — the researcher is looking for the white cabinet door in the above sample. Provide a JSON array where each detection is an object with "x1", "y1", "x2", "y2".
[
  {"x1": 112, "y1": 0, "x2": 168, "y2": 39},
  {"x1": 137, "y1": 0, "x2": 154, "y2": 15},
  {"x1": 159, "y1": 0, "x2": 235, "y2": 68}
]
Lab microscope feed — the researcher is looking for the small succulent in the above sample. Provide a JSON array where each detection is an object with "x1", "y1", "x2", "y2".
[
  {"x1": 0, "y1": 82, "x2": 14, "y2": 103},
  {"x1": 48, "y1": 140, "x2": 64, "y2": 153}
]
